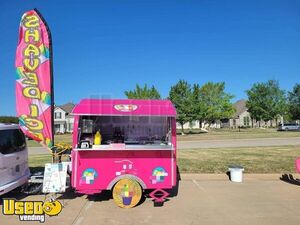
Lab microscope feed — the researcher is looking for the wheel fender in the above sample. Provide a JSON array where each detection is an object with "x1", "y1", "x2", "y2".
[{"x1": 107, "y1": 174, "x2": 146, "y2": 190}]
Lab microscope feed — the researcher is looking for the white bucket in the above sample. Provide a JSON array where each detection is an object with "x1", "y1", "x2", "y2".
[{"x1": 228, "y1": 165, "x2": 244, "y2": 182}]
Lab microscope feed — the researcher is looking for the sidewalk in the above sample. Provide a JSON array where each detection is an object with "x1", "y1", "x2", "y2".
[{"x1": 1, "y1": 174, "x2": 300, "y2": 225}]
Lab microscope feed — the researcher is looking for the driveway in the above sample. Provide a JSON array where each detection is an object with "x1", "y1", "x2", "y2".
[{"x1": 1, "y1": 174, "x2": 300, "y2": 225}]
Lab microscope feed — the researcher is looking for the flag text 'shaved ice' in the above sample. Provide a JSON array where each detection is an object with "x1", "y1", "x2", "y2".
[{"x1": 15, "y1": 9, "x2": 54, "y2": 148}]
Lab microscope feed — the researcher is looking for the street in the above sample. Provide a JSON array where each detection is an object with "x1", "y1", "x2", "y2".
[{"x1": 28, "y1": 137, "x2": 300, "y2": 154}]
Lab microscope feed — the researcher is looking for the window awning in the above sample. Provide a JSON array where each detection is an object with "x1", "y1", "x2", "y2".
[{"x1": 72, "y1": 99, "x2": 177, "y2": 117}]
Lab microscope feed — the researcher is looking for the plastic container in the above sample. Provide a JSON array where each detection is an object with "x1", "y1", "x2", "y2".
[
  {"x1": 228, "y1": 165, "x2": 244, "y2": 182},
  {"x1": 94, "y1": 130, "x2": 102, "y2": 145}
]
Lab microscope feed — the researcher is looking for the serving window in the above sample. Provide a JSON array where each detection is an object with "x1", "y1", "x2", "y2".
[{"x1": 77, "y1": 115, "x2": 172, "y2": 149}]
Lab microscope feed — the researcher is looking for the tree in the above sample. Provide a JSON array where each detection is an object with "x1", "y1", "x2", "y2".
[
  {"x1": 0, "y1": 116, "x2": 18, "y2": 124},
  {"x1": 193, "y1": 82, "x2": 235, "y2": 126},
  {"x1": 191, "y1": 84, "x2": 205, "y2": 128},
  {"x1": 246, "y1": 83, "x2": 267, "y2": 125},
  {"x1": 169, "y1": 80, "x2": 193, "y2": 134},
  {"x1": 125, "y1": 84, "x2": 161, "y2": 99},
  {"x1": 246, "y1": 80, "x2": 287, "y2": 127},
  {"x1": 268, "y1": 80, "x2": 288, "y2": 125},
  {"x1": 288, "y1": 83, "x2": 300, "y2": 121}
]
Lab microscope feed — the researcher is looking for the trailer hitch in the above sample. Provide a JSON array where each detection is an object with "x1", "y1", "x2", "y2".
[{"x1": 149, "y1": 189, "x2": 169, "y2": 207}]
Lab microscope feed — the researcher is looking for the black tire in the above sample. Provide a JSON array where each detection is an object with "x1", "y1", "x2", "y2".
[{"x1": 22, "y1": 183, "x2": 43, "y2": 195}]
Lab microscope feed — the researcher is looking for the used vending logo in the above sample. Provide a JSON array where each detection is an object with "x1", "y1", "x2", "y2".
[{"x1": 2, "y1": 199, "x2": 62, "y2": 223}]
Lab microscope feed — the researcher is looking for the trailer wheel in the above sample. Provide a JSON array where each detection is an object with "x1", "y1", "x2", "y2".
[{"x1": 112, "y1": 178, "x2": 142, "y2": 208}]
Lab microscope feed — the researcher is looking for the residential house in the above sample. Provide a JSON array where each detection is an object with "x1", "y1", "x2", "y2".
[
  {"x1": 221, "y1": 99, "x2": 252, "y2": 128},
  {"x1": 176, "y1": 120, "x2": 221, "y2": 130},
  {"x1": 222, "y1": 99, "x2": 282, "y2": 128},
  {"x1": 176, "y1": 120, "x2": 200, "y2": 130},
  {"x1": 54, "y1": 103, "x2": 75, "y2": 133}
]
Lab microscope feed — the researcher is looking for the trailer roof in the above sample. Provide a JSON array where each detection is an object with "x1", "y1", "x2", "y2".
[{"x1": 72, "y1": 99, "x2": 177, "y2": 116}]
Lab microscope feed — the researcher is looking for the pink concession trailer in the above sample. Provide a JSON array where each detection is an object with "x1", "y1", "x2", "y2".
[{"x1": 70, "y1": 99, "x2": 178, "y2": 207}]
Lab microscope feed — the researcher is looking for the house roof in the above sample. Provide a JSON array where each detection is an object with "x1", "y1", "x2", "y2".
[
  {"x1": 233, "y1": 99, "x2": 248, "y2": 117},
  {"x1": 57, "y1": 102, "x2": 75, "y2": 114},
  {"x1": 72, "y1": 99, "x2": 176, "y2": 116}
]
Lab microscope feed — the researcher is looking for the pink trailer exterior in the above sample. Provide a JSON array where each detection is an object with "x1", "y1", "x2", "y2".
[{"x1": 71, "y1": 99, "x2": 177, "y2": 202}]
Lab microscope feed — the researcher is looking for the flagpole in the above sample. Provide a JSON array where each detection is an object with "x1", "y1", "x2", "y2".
[{"x1": 34, "y1": 8, "x2": 56, "y2": 163}]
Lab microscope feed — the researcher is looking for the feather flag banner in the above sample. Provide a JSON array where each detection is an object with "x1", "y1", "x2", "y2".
[{"x1": 15, "y1": 9, "x2": 54, "y2": 148}]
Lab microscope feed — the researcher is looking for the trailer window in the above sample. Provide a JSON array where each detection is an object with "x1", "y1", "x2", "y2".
[
  {"x1": 78, "y1": 116, "x2": 172, "y2": 146},
  {"x1": 0, "y1": 129, "x2": 26, "y2": 155}
]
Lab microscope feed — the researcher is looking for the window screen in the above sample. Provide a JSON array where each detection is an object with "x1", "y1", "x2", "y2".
[{"x1": 79, "y1": 116, "x2": 172, "y2": 145}]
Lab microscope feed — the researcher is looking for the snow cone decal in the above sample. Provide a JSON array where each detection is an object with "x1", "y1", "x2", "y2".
[
  {"x1": 81, "y1": 168, "x2": 98, "y2": 184},
  {"x1": 112, "y1": 178, "x2": 142, "y2": 208},
  {"x1": 150, "y1": 167, "x2": 168, "y2": 184},
  {"x1": 121, "y1": 184, "x2": 133, "y2": 205}
]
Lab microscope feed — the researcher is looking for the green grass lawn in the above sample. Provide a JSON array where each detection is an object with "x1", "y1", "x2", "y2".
[
  {"x1": 177, "y1": 128, "x2": 300, "y2": 141},
  {"x1": 28, "y1": 154, "x2": 69, "y2": 173},
  {"x1": 27, "y1": 133, "x2": 73, "y2": 147},
  {"x1": 28, "y1": 154, "x2": 52, "y2": 173},
  {"x1": 28, "y1": 145, "x2": 300, "y2": 174},
  {"x1": 178, "y1": 145, "x2": 300, "y2": 173}
]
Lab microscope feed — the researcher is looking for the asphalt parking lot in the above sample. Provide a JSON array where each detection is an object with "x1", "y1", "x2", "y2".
[{"x1": 1, "y1": 174, "x2": 300, "y2": 225}]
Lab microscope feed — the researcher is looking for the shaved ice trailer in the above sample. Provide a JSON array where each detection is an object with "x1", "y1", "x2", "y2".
[{"x1": 70, "y1": 99, "x2": 178, "y2": 208}]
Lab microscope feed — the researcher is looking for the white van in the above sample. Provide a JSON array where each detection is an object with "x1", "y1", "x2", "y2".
[{"x1": 0, "y1": 123, "x2": 30, "y2": 195}]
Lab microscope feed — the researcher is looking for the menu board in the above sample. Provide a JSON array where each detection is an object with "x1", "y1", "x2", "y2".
[{"x1": 42, "y1": 163, "x2": 68, "y2": 193}]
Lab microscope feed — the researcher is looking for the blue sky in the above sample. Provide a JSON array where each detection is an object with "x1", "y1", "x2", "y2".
[{"x1": 0, "y1": 0, "x2": 300, "y2": 115}]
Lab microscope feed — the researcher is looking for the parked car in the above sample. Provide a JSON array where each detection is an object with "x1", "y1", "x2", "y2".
[
  {"x1": 278, "y1": 123, "x2": 300, "y2": 131},
  {"x1": 0, "y1": 123, "x2": 30, "y2": 195}
]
